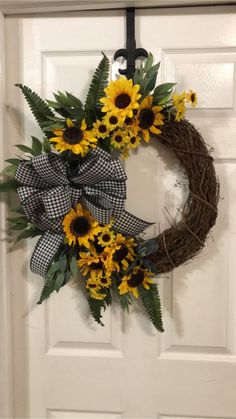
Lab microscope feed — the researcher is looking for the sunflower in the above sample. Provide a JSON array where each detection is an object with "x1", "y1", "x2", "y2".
[
  {"x1": 175, "y1": 106, "x2": 185, "y2": 122},
  {"x1": 126, "y1": 134, "x2": 140, "y2": 150},
  {"x1": 78, "y1": 243, "x2": 114, "y2": 278},
  {"x1": 97, "y1": 225, "x2": 115, "y2": 247},
  {"x1": 111, "y1": 129, "x2": 128, "y2": 150},
  {"x1": 86, "y1": 278, "x2": 106, "y2": 300},
  {"x1": 78, "y1": 247, "x2": 105, "y2": 280},
  {"x1": 98, "y1": 276, "x2": 112, "y2": 288},
  {"x1": 124, "y1": 115, "x2": 140, "y2": 135},
  {"x1": 172, "y1": 92, "x2": 186, "y2": 122},
  {"x1": 62, "y1": 203, "x2": 102, "y2": 248},
  {"x1": 50, "y1": 118, "x2": 97, "y2": 156},
  {"x1": 118, "y1": 266, "x2": 154, "y2": 298},
  {"x1": 100, "y1": 77, "x2": 141, "y2": 119},
  {"x1": 172, "y1": 92, "x2": 185, "y2": 108},
  {"x1": 138, "y1": 96, "x2": 164, "y2": 142},
  {"x1": 120, "y1": 149, "x2": 130, "y2": 160},
  {"x1": 109, "y1": 234, "x2": 136, "y2": 272},
  {"x1": 185, "y1": 90, "x2": 197, "y2": 108},
  {"x1": 119, "y1": 133, "x2": 140, "y2": 160},
  {"x1": 103, "y1": 113, "x2": 123, "y2": 130},
  {"x1": 92, "y1": 119, "x2": 110, "y2": 139}
]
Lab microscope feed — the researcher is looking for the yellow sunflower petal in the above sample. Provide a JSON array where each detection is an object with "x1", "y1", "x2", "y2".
[
  {"x1": 75, "y1": 203, "x2": 83, "y2": 214},
  {"x1": 147, "y1": 95, "x2": 153, "y2": 107},
  {"x1": 150, "y1": 125, "x2": 161, "y2": 135},
  {"x1": 49, "y1": 137, "x2": 63, "y2": 143},
  {"x1": 122, "y1": 259, "x2": 129, "y2": 269},
  {"x1": 66, "y1": 118, "x2": 74, "y2": 127},
  {"x1": 81, "y1": 119, "x2": 87, "y2": 131},
  {"x1": 132, "y1": 287, "x2": 139, "y2": 299},
  {"x1": 152, "y1": 105, "x2": 163, "y2": 112},
  {"x1": 54, "y1": 144, "x2": 62, "y2": 151},
  {"x1": 142, "y1": 129, "x2": 150, "y2": 142},
  {"x1": 53, "y1": 129, "x2": 63, "y2": 136},
  {"x1": 140, "y1": 96, "x2": 149, "y2": 109},
  {"x1": 154, "y1": 116, "x2": 164, "y2": 126}
]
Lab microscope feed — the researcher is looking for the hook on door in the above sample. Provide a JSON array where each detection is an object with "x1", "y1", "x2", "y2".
[{"x1": 114, "y1": 8, "x2": 148, "y2": 79}]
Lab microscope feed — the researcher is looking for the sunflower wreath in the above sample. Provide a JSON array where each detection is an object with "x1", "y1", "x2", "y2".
[{"x1": 0, "y1": 53, "x2": 219, "y2": 331}]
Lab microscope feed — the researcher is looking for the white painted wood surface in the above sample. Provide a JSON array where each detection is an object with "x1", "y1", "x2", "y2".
[{"x1": 3, "y1": 6, "x2": 236, "y2": 418}]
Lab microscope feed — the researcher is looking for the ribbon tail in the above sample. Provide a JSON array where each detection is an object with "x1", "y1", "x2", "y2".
[
  {"x1": 113, "y1": 210, "x2": 154, "y2": 236},
  {"x1": 30, "y1": 231, "x2": 64, "y2": 277}
]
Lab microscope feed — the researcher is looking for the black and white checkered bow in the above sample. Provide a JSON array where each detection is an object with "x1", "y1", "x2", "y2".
[{"x1": 15, "y1": 148, "x2": 153, "y2": 277}]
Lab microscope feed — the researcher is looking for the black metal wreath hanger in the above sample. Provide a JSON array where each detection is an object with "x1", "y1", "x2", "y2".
[{"x1": 114, "y1": 7, "x2": 148, "y2": 79}]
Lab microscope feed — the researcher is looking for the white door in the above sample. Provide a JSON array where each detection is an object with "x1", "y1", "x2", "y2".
[{"x1": 4, "y1": 6, "x2": 236, "y2": 418}]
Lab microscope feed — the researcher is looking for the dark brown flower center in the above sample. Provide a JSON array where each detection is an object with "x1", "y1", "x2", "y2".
[
  {"x1": 102, "y1": 233, "x2": 111, "y2": 242},
  {"x1": 115, "y1": 93, "x2": 131, "y2": 109},
  {"x1": 113, "y1": 245, "x2": 128, "y2": 262},
  {"x1": 90, "y1": 261, "x2": 103, "y2": 270},
  {"x1": 109, "y1": 116, "x2": 118, "y2": 125},
  {"x1": 94, "y1": 242, "x2": 104, "y2": 254},
  {"x1": 89, "y1": 283, "x2": 97, "y2": 288},
  {"x1": 130, "y1": 136, "x2": 136, "y2": 144},
  {"x1": 63, "y1": 127, "x2": 84, "y2": 145},
  {"x1": 114, "y1": 135, "x2": 122, "y2": 143},
  {"x1": 139, "y1": 109, "x2": 155, "y2": 130},
  {"x1": 127, "y1": 269, "x2": 144, "y2": 287},
  {"x1": 191, "y1": 93, "x2": 196, "y2": 102},
  {"x1": 70, "y1": 216, "x2": 90, "y2": 237},
  {"x1": 125, "y1": 117, "x2": 133, "y2": 126},
  {"x1": 101, "y1": 277, "x2": 108, "y2": 284},
  {"x1": 98, "y1": 124, "x2": 107, "y2": 133}
]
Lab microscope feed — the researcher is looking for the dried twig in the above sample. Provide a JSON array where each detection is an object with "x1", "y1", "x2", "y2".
[{"x1": 149, "y1": 119, "x2": 219, "y2": 273}]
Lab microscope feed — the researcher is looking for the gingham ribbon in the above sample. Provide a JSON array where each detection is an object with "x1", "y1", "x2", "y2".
[{"x1": 15, "y1": 148, "x2": 152, "y2": 277}]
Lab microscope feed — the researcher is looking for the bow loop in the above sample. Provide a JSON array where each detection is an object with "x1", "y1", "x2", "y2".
[
  {"x1": 16, "y1": 162, "x2": 48, "y2": 189},
  {"x1": 110, "y1": 159, "x2": 127, "y2": 181},
  {"x1": 74, "y1": 156, "x2": 114, "y2": 184},
  {"x1": 42, "y1": 186, "x2": 72, "y2": 219},
  {"x1": 88, "y1": 180, "x2": 126, "y2": 197},
  {"x1": 17, "y1": 187, "x2": 44, "y2": 219},
  {"x1": 32, "y1": 153, "x2": 68, "y2": 186},
  {"x1": 17, "y1": 186, "x2": 39, "y2": 202}
]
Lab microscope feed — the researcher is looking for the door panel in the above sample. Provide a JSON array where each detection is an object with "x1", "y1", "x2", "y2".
[{"x1": 5, "y1": 7, "x2": 236, "y2": 418}]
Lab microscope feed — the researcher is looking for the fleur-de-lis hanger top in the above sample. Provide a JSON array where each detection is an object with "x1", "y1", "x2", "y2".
[{"x1": 114, "y1": 8, "x2": 148, "y2": 80}]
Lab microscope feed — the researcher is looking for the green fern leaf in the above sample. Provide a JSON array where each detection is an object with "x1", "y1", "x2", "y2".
[
  {"x1": 118, "y1": 292, "x2": 132, "y2": 312},
  {"x1": 139, "y1": 283, "x2": 164, "y2": 332},
  {"x1": 87, "y1": 297, "x2": 105, "y2": 326},
  {"x1": 37, "y1": 280, "x2": 56, "y2": 304},
  {"x1": 16, "y1": 84, "x2": 55, "y2": 133},
  {"x1": 85, "y1": 53, "x2": 110, "y2": 118}
]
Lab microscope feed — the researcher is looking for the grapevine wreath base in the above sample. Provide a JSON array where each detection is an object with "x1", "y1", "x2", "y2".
[
  {"x1": 150, "y1": 119, "x2": 219, "y2": 273},
  {"x1": 0, "y1": 53, "x2": 219, "y2": 331}
]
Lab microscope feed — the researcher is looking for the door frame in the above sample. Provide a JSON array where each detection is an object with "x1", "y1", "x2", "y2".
[
  {"x1": 0, "y1": 2, "x2": 236, "y2": 417},
  {"x1": 0, "y1": 11, "x2": 14, "y2": 418},
  {"x1": 0, "y1": 0, "x2": 234, "y2": 14}
]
